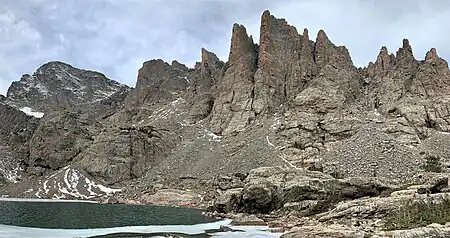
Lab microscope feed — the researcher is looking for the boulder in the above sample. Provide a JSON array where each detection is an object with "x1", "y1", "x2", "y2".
[
  {"x1": 213, "y1": 167, "x2": 393, "y2": 214},
  {"x1": 282, "y1": 224, "x2": 368, "y2": 238},
  {"x1": 417, "y1": 175, "x2": 448, "y2": 194},
  {"x1": 140, "y1": 189, "x2": 200, "y2": 207},
  {"x1": 230, "y1": 214, "x2": 266, "y2": 226}
]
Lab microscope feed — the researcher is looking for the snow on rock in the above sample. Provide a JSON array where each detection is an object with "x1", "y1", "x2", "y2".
[
  {"x1": 266, "y1": 135, "x2": 298, "y2": 169},
  {"x1": 373, "y1": 109, "x2": 381, "y2": 117},
  {"x1": 148, "y1": 98, "x2": 186, "y2": 123},
  {"x1": 7, "y1": 61, "x2": 128, "y2": 112},
  {"x1": 19, "y1": 107, "x2": 44, "y2": 118},
  {"x1": 271, "y1": 114, "x2": 282, "y2": 131},
  {"x1": 29, "y1": 167, "x2": 121, "y2": 200},
  {"x1": 266, "y1": 135, "x2": 275, "y2": 147},
  {"x1": 205, "y1": 130, "x2": 222, "y2": 142},
  {"x1": 0, "y1": 158, "x2": 22, "y2": 183},
  {"x1": 197, "y1": 125, "x2": 222, "y2": 142}
]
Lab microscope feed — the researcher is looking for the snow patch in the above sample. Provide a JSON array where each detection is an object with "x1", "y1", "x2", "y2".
[
  {"x1": 35, "y1": 83, "x2": 49, "y2": 95},
  {"x1": 201, "y1": 128, "x2": 221, "y2": 142},
  {"x1": 206, "y1": 132, "x2": 221, "y2": 142},
  {"x1": 20, "y1": 107, "x2": 44, "y2": 118},
  {"x1": 96, "y1": 87, "x2": 117, "y2": 97},
  {"x1": 30, "y1": 167, "x2": 121, "y2": 200},
  {"x1": 52, "y1": 194, "x2": 67, "y2": 199},
  {"x1": 266, "y1": 136, "x2": 298, "y2": 169},
  {"x1": 278, "y1": 155, "x2": 298, "y2": 170},
  {"x1": 43, "y1": 180, "x2": 49, "y2": 194},
  {"x1": 148, "y1": 98, "x2": 185, "y2": 123},
  {"x1": 170, "y1": 97, "x2": 184, "y2": 106},
  {"x1": 35, "y1": 188, "x2": 43, "y2": 198},
  {"x1": 373, "y1": 109, "x2": 381, "y2": 117},
  {"x1": 95, "y1": 184, "x2": 122, "y2": 194},
  {"x1": 0, "y1": 159, "x2": 22, "y2": 183},
  {"x1": 84, "y1": 176, "x2": 121, "y2": 195},
  {"x1": 271, "y1": 116, "x2": 281, "y2": 131},
  {"x1": 266, "y1": 135, "x2": 275, "y2": 147}
]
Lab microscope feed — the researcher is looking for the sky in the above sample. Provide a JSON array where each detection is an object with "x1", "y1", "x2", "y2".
[{"x1": 1, "y1": 0, "x2": 450, "y2": 95}]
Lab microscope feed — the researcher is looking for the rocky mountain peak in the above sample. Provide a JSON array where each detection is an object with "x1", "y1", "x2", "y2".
[
  {"x1": 425, "y1": 48, "x2": 438, "y2": 61},
  {"x1": 315, "y1": 29, "x2": 354, "y2": 70},
  {"x1": 402, "y1": 38, "x2": 412, "y2": 51},
  {"x1": 315, "y1": 29, "x2": 329, "y2": 43},
  {"x1": 200, "y1": 48, "x2": 224, "y2": 83},
  {"x1": 424, "y1": 48, "x2": 450, "y2": 73},
  {"x1": 200, "y1": 48, "x2": 222, "y2": 75},
  {"x1": 0, "y1": 94, "x2": 6, "y2": 103},
  {"x1": 171, "y1": 60, "x2": 188, "y2": 71},
  {"x1": 298, "y1": 28, "x2": 317, "y2": 78},
  {"x1": 302, "y1": 28, "x2": 309, "y2": 38},
  {"x1": 314, "y1": 29, "x2": 333, "y2": 69},
  {"x1": 6, "y1": 61, "x2": 128, "y2": 115},
  {"x1": 228, "y1": 24, "x2": 255, "y2": 65},
  {"x1": 125, "y1": 58, "x2": 190, "y2": 107},
  {"x1": 210, "y1": 21, "x2": 258, "y2": 134},
  {"x1": 368, "y1": 46, "x2": 395, "y2": 77},
  {"x1": 411, "y1": 47, "x2": 450, "y2": 98},
  {"x1": 36, "y1": 61, "x2": 73, "y2": 74},
  {"x1": 395, "y1": 38, "x2": 417, "y2": 66},
  {"x1": 258, "y1": 10, "x2": 299, "y2": 72}
]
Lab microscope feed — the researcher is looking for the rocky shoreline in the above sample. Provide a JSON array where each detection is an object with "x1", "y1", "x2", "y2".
[{"x1": 94, "y1": 166, "x2": 450, "y2": 238}]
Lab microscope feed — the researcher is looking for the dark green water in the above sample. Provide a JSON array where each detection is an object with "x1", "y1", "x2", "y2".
[{"x1": 0, "y1": 201, "x2": 215, "y2": 229}]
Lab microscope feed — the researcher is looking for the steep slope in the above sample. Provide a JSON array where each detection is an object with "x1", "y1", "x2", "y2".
[
  {"x1": 317, "y1": 40, "x2": 450, "y2": 181},
  {"x1": 0, "y1": 101, "x2": 39, "y2": 186}
]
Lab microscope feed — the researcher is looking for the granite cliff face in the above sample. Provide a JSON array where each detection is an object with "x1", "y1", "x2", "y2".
[{"x1": 0, "y1": 10, "x2": 449, "y2": 211}]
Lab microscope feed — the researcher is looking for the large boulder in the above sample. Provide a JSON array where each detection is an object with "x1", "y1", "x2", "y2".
[{"x1": 213, "y1": 167, "x2": 393, "y2": 214}]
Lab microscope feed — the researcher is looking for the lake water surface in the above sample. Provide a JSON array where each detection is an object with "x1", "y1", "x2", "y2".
[{"x1": 0, "y1": 200, "x2": 281, "y2": 238}]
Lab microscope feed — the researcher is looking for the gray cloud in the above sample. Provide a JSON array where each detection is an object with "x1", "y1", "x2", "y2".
[{"x1": 1, "y1": 0, "x2": 449, "y2": 95}]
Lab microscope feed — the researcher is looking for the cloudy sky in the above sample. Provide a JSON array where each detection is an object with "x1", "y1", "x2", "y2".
[{"x1": 1, "y1": 0, "x2": 449, "y2": 95}]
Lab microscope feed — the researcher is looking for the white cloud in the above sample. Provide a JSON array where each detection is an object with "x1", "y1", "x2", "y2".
[{"x1": 0, "y1": 6, "x2": 63, "y2": 95}]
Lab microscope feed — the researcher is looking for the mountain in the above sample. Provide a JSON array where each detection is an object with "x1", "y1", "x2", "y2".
[
  {"x1": 1, "y1": 9, "x2": 450, "y2": 236},
  {"x1": 6, "y1": 61, "x2": 129, "y2": 118},
  {"x1": 0, "y1": 61, "x2": 130, "y2": 197}
]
